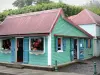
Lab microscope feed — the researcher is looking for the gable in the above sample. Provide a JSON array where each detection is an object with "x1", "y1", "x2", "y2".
[{"x1": 52, "y1": 16, "x2": 88, "y2": 37}]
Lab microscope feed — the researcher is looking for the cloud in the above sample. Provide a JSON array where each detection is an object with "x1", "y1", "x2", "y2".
[
  {"x1": 0, "y1": 0, "x2": 89, "y2": 12},
  {"x1": 0, "y1": 0, "x2": 16, "y2": 12}
]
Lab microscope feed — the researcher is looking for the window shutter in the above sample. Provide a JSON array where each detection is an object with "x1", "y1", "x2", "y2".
[
  {"x1": 23, "y1": 37, "x2": 29, "y2": 64},
  {"x1": 63, "y1": 38, "x2": 66, "y2": 51},
  {"x1": 86, "y1": 39, "x2": 88, "y2": 48},
  {"x1": 55, "y1": 37, "x2": 58, "y2": 52},
  {"x1": 11, "y1": 38, "x2": 15, "y2": 63}
]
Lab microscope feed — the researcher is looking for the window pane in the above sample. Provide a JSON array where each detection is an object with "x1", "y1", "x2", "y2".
[
  {"x1": 31, "y1": 37, "x2": 44, "y2": 51},
  {"x1": 58, "y1": 38, "x2": 61, "y2": 47},
  {"x1": 57, "y1": 38, "x2": 62, "y2": 50}
]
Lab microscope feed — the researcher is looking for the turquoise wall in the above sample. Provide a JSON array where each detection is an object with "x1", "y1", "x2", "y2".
[
  {"x1": 29, "y1": 37, "x2": 48, "y2": 66},
  {"x1": 51, "y1": 16, "x2": 93, "y2": 65},
  {"x1": 0, "y1": 38, "x2": 12, "y2": 63},
  {"x1": 0, "y1": 37, "x2": 48, "y2": 66},
  {"x1": 0, "y1": 53, "x2": 11, "y2": 63},
  {"x1": 51, "y1": 37, "x2": 71, "y2": 65}
]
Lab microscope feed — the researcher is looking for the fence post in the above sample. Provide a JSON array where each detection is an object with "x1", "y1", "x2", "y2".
[
  {"x1": 55, "y1": 60, "x2": 58, "y2": 72},
  {"x1": 93, "y1": 62, "x2": 97, "y2": 75}
]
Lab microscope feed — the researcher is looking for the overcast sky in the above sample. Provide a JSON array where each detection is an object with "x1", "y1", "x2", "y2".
[{"x1": 0, "y1": 0, "x2": 91, "y2": 12}]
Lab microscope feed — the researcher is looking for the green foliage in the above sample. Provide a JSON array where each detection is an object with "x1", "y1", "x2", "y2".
[{"x1": 0, "y1": 3, "x2": 83, "y2": 22}]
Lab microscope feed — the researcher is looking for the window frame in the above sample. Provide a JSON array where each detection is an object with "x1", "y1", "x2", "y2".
[
  {"x1": 29, "y1": 37, "x2": 45, "y2": 54},
  {"x1": 57, "y1": 37, "x2": 63, "y2": 52}
]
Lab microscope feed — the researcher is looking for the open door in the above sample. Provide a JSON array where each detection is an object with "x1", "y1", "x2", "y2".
[
  {"x1": 70, "y1": 38, "x2": 78, "y2": 61},
  {"x1": 74, "y1": 39, "x2": 77, "y2": 59},
  {"x1": 17, "y1": 38, "x2": 23, "y2": 62}
]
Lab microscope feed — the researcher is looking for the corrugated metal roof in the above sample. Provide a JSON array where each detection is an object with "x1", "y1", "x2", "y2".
[
  {"x1": 68, "y1": 9, "x2": 100, "y2": 25},
  {"x1": 0, "y1": 8, "x2": 61, "y2": 36}
]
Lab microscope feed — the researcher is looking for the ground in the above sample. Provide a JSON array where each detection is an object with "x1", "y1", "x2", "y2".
[{"x1": 0, "y1": 57, "x2": 100, "y2": 75}]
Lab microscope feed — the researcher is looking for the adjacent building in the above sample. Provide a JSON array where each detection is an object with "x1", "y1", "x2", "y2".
[{"x1": 68, "y1": 9, "x2": 100, "y2": 57}]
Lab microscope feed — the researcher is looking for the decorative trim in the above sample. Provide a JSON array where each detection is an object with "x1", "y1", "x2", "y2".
[{"x1": 48, "y1": 34, "x2": 51, "y2": 66}]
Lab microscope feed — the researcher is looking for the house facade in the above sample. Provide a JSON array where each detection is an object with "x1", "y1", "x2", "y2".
[
  {"x1": 0, "y1": 8, "x2": 93, "y2": 66},
  {"x1": 68, "y1": 9, "x2": 100, "y2": 57}
]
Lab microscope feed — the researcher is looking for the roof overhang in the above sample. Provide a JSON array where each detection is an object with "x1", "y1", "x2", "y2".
[{"x1": 0, "y1": 33, "x2": 49, "y2": 38}]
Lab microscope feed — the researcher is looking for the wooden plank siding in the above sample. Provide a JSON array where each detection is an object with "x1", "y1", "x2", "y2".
[{"x1": 51, "y1": 16, "x2": 93, "y2": 65}]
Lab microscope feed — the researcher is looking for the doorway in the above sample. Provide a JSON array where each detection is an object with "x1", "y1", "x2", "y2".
[
  {"x1": 74, "y1": 39, "x2": 77, "y2": 59},
  {"x1": 17, "y1": 38, "x2": 23, "y2": 62}
]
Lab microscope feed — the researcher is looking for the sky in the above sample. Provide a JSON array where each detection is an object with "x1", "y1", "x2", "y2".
[{"x1": 0, "y1": 0, "x2": 91, "y2": 12}]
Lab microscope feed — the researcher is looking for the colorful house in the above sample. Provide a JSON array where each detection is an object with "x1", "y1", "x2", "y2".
[
  {"x1": 0, "y1": 8, "x2": 93, "y2": 67},
  {"x1": 68, "y1": 9, "x2": 100, "y2": 57}
]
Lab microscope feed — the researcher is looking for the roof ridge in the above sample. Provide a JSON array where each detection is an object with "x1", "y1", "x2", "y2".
[
  {"x1": 7, "y1": 8, "x2": 61, "y2": 19},
  {"x1": 85, "y1": 9, "x2": 97, "y2": 24}
]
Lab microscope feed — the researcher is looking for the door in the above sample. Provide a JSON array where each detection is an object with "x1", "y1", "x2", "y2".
[
  {"x1": 17, "y1": 38, "x2": 23, "y2": 62},
  {"x1": 74, "y1": 39, "x2": 77, "y2": 59},
  {"x1": 79, "y1": 39, "x2": 84, "y2": 60},
  {"x1": 70, "y1": 38, "x2": 74, "y2": 61}
]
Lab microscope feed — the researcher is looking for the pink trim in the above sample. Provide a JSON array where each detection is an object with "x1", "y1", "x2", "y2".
[{"x1": 50, "y1": 8, "x2": 62, "y2": 32}]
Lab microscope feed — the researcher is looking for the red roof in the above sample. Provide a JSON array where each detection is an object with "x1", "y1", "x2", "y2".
[
  {"x1": 68, "y1": 15, "x2": 76, "y2": 20},
  {"x1": 0, "y1": 8, "x2": 61, "y2": 36},
  {"x1": 68, "y1": 9, "x2": 100, "y2": 25},
  {"x1": 0, "y1": 8, "x2": 93, "y2": 37}
]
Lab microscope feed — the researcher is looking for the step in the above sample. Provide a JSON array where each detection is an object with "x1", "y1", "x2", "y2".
[{"x1": 6, "y1": 63, "x2": 24, "y2": 69}]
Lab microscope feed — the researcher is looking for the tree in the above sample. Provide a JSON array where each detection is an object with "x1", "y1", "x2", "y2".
[
  {"x1": 1, "y1": 3, "x2": 83, "y2": 21},
  {"x1": 13, "y1": 0, "x2": 28, "y2": 8},
  {"x1": 12, "y1": 0, "x2": 51, "y2": 8}
]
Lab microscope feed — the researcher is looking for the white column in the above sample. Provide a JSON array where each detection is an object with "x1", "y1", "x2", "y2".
[{"x1": 48, "y1": 34, "x2": 51, "y2": 66}]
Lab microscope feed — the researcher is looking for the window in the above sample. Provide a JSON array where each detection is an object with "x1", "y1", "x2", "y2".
[
  {"x1": 2, "y1": 39, "x2": 11, "y2": 50},
  {"x1": 86, "y1": 39, "x2": 91, "y2": 48},
  {"x1": 57, "y1": 37, "x2": 63, "y2": 52},
  {"x1": 30, "y1": 37, "x2": 44, "y2": 51},
  {"x1": 0, "y1": 39, "x2": 11, "y2": 53}
]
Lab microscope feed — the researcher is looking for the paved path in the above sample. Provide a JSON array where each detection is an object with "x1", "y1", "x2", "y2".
[
  {"x1": 0, "y1": 57, "x2": 99, "y2": 75},
  {"x1": 0, "y1": 66, "x2": 85, "y2": 75},
  {"x1": 59, "y1": 57, "x2": 100, "y2": 75}
]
